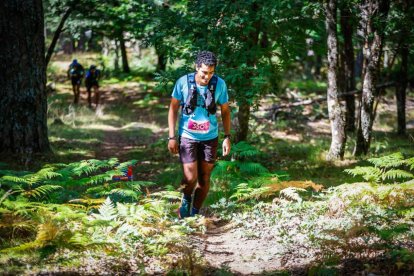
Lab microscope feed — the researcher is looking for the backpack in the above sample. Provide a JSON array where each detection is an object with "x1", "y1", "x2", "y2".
[
  {"x1": 182, "y1": 72, "x2": 218, "y2": 116},
  {"x1": 86, "y1": 69, "x2": 100, "y2": 81},
  {"x1": 69, "y1": 64, "x2": 84, "y2": 77}
]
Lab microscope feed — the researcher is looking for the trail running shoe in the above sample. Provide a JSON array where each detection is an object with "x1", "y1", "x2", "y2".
[
  {"x1": 190, "y1": 207, "x2": 199, "y2": 216},
  {"x1": 177, "y1": 195, "x2": 191, "y2": 219}
]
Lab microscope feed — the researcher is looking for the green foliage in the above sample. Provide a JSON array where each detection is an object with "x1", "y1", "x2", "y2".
[
  {"x1": 0, "y1": 161, "x2": 205, "y2": 274},
  {"x1": 345, "y1": 152, "x2": 414, "y2": 183}
]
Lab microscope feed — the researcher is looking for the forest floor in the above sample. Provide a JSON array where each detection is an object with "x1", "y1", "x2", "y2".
[{"x1": 46, "y1": 68, "x2": 414, "y2": 275}]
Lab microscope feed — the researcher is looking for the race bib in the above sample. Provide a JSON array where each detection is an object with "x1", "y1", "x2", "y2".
[{"x1": 188, "y1": 118, "x2": 210, "y2": 133}]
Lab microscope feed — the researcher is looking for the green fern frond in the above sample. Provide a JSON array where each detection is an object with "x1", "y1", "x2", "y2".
[
  {"x1": 87, "y1": 173, "x2": 112, "y2": 185},
  {"x1": 368, "y1": 152, "x2": 405, "y2": 169},
  {"x1": 68, "y1": 232, "x2": 91, "y2": 249},
  {"x1": 23, "y1": 185, "x2": 63, "y2": 200},
  {"x1": 230, "y1": 183, "x2": 270, "y2": 201},
  {"x1": 70, "y1": 159, "x2": 112, "y2": 176},
  {"x1": 0, "y1": 241, "x2": 40, "y2": 253},
  {"x1": 345, "y1": 166, "x2": 382, "y2": 183},
  {"x1": 238, "y1": 162, "x2": 269, "y2": 176},
  {"x1": 382, "y1": 170, "x2": 414, "y2": 181},
  {"x1": 68, "y1": 232, "x2": 113, "y2": 250},
  {"x1": 36, "y1": 167, "x2": 62, "y2": 179},
  {"x1": 85, "y1": 186, "x2": 106, "y2": 195},
  {"x1": 150, "y1": 191, "x2": 181, "y2": 200},
  {"x1": 124, "y1": 182, "x2": 143, "y2": 192},
  {"x1": 1, "y1": 175, "x2": 29, "y2": 185},
  {"x1": 211, "y1": 161, "x2": 237, "y2": 179},
  {"x1": 104, "y1": 189, "x2": 140, "y2": 200},
  {"x1": 128, "y1": 181, "x2": 155, "y2": 187},
  {"x1": 231, "y1": 141, "x2": 261, "y2": 159},
  {"x1": 405, "y1": 157, "x2": 414, "y2": 171}
]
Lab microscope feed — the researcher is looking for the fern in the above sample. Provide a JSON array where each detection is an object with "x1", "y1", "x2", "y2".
[
  {"x1": 346, "y1": 153, "x2": 414, "y2": 184},
  {"x1": 238, "y1": 162, "x2": 269, "y2": 175},
  {"x1": 23, "y1": 185, "x2": 62, "y2": 200},
  {"x1": 405, "y1": 157, "x2": 414, "y2": 171},
  {"x1": 345, "y1": 166, "x2": 383, "y2": 183},
  {"x1": 231, "y1": 141, "x2": 261, "y2": 159},
  {"x1": 104, "y1": 188, "x2": 140, "y2": 201},
  {"x1": 279, "y1": 187, "x2": 306, "y2": 203},
  {"x1": 382, "y1": 169, "x2": 414, "y2": 181},
  {"x1": 229, "y1": 183, "x2": 270, "y2": 201},
  {"x1": 150, "y1": 191, "x2": 181, "y2": 201},
  {"x1": 94, "y1": 197, "x2": 117, "y2": 221},
  {"x1": 368, "y1": 152, "x2": 405, "y2": 169}
]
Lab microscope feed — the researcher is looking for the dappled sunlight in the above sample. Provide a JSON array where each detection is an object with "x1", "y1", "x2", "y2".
[{"x1": 270, "y1": 130, "x2": 303, "y2": 141}]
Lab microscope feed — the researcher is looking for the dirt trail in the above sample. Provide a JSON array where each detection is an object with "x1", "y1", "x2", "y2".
[
  {"x1": 195, "y1": 226, "x2": 285, "y2": 274},
  {"x1": 95, "y1": 129, "x2": 137, "y2": 160}
]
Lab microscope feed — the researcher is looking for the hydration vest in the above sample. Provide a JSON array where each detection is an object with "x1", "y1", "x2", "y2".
[
  {"x1": 69, "y1": 64, "x2": 84, "y2": 78},
  {"x1": 182, "y1": 72, "x2": 218, "y2": 116},
  {"x1": 86, "y1": 69, "x2": 100, "y2": 81}
]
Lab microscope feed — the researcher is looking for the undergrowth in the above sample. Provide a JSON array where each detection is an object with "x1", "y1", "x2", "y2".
[{"x1": 211, "y1": 152, "x2": 414, "y2": 273}]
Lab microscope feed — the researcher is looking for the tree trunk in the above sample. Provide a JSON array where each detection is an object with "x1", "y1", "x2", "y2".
[
  {"x1": 396, "y1": 44, "x2": 408, "y2": 135},
  {"x1": 340, "y1": 7, "x2": 356, "y2": 132},
  {"x1": 354, "y1": 0, "x2": 390, "y2": 156},
  {"x1": 0, "y1": 0, "x2": 51, "y2": 158},
  {"x1": 236, "y1": 2, "x2": 260, "y2": 142},
  {"x1": 155, "y1": 46, "x2": 167, "y2": 72},
  {"x1": 325, "y1": 0, "x2": 346, "y2": 160},
  {"x1": 396, "y1": 0, "x2": 409, "y2": 136},
  {"x1": 45, "y1": 7, "x2": 73, "y2": 67},
  {"x1": 114, "y1": 40, "x2": 120, "y2": 71},
  {"x1": 237, "y1": 103, "x2": 250, "y2": 143},
  {"x1": 119, "y1": 32, "x2": 130, "y2": 73}
]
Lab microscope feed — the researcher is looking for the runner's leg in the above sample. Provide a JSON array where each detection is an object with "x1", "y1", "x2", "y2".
[
  {"x1": 181, "y1": 161, "x2": 198, "y2": 195},
  {"x1": 87, "y1": 86, "x2": 92, "y2": 108},
  {"x1": 75, "y1": 83, "x2": 80, "y2": 104},
  {"x1": 192, "y1": 137, "x2": 218, "y2": 213},
  {"x1": 193, "y1": 161, "x2": 214, "y2": 209}
]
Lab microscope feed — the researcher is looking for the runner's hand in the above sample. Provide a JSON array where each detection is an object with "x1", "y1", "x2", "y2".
[
  {"x1": 168, "y1": 139, "x2": 179, "y2": 155},
  {"x1": 222, "y1": 138, "x2": 231, "y2": 156}
]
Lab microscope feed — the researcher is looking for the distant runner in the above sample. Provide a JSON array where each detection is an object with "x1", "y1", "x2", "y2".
[
  {"x1": 85, "y1": 65, "x2": 101, "y2": 108},
  {"x1": 67, "y1": 59, "x2": 84, "y2": 104}
]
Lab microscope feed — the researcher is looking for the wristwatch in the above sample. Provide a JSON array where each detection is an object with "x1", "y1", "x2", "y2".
[{"x1": 168, "y1": 136, "x2": 176, "y2": 141}]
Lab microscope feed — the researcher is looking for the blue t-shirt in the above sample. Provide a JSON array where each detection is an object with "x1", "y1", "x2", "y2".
[{"x1": 172, "y1": 74, "x2": 229, "y2": 141}]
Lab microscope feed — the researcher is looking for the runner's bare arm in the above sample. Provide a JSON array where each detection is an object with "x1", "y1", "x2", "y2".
[
  {"x1": 220, "y1": 103, "x2": 231, "y2": 156},
  {"x1": 168, "y1": 98, "x2": 180, "y2": 154}
]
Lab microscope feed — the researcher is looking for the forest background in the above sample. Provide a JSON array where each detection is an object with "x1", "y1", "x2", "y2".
[{"x1": 0, "y1": 0, "x2": 414, "y2": 274}]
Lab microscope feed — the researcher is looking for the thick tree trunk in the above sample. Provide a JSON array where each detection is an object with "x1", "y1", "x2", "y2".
[
  {"x1": 119, "y1": 32, "x2": 130, "y2": 73},
  {"x1": 340, "y1": 7, "x2": 356, "y2": 132},
  {"x1": 354, "y1": 0, "x2": 390, "y2": 156},
  {"x1": 45, "y1": 7, "x2": 73, "y2": 67},
  {"x1": 325, "y1": 0, "x2": 346, "y2": 160},
  {"x1": 396, "y1": 45, "x2": 408, "y2": 135},
  {"x1": 237, "y1": 103, "x2": 250, "y2": 143},
  {"x1": 0, "y1": 0, "x2": 51, "y2": 157}
]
